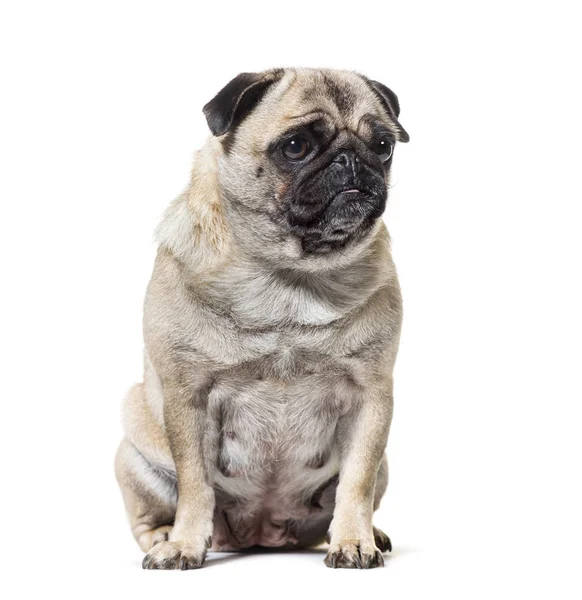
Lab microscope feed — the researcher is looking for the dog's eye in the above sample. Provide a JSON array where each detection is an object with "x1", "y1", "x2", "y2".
[
  {"x1": 376, "y1": 139, "x2": 394, "y2": 163},
  {"x1": 282, "y1": 137, "x2": 311, "y2": 160}
]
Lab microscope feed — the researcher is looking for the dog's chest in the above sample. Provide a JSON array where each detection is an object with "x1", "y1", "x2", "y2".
[{"x1": 208, "y1": 344, "x2": 361, "y2": 494}]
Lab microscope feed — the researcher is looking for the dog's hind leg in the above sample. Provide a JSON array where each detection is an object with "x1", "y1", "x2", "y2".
[{"x1": 115, "y1": 437, "x2": 177, "y2": 552}]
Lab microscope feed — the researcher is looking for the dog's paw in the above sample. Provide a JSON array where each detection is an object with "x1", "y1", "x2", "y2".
[
  {"x1": 373, "y1": 526, "x2": 392, "y2": 553},
  {"x1": 324, "y1": 540, "x2": 384, "y2": 569},
  {"x1": 137, "y1": 525, "x2": 174, "y2": 553},
  {"x1": 142, "y1": 540, "x2": 208, "y2": 570}
]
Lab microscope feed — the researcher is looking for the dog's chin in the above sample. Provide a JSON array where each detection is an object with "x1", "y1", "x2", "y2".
[{"x1": 298, "y1": 192, "x2": 384, "y2": 255}]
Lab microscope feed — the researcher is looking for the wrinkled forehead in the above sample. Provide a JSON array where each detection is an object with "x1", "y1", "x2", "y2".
[
  {"x1": 277, "y1": 69, "x2": 380, "y2": 121},
  {"x1": 239, "y1": 69, "x2": 393, "y2": 148}
]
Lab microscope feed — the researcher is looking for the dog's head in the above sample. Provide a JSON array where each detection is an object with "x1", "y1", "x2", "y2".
[{"x1": 203, "y1": 68, "x2": 408, "y2": 269}]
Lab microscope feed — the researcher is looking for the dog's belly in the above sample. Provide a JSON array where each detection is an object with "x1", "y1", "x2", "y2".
[{"x1": 208, "y1": 366, "x2": 357, "y2": 550}]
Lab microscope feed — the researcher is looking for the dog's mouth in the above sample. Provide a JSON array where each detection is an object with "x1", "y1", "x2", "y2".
[
  {"x1": 331, "y1": 187, "x2": 369, "y2": 200},
  {"x1": 335, "y1": 188, "x2": 362, "y2": 195},
  {"x1": 328, "y1": 186, "x2": 382, "y2": 213}
]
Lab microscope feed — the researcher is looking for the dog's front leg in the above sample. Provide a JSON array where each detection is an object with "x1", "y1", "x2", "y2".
[
  {"x1": 325, "y1": 381, "x2": 394, "y2": 569},
  {"x1": 142, "y1": 379, "x2": 215, "y2": 570}
]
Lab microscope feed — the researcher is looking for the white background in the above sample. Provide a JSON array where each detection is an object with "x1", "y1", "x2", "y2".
[{"x1": 1, "y1": 1, "x2": 581, "y2": 598}]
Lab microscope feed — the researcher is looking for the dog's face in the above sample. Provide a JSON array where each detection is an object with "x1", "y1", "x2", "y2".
[{"x1": 203, "y1": 68, "x2": 409, "y2": 269}]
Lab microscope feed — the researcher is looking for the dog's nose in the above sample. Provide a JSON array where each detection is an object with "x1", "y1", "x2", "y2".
[{"x1": 333, "y1": 150, "x2": 360, "y2": 177}]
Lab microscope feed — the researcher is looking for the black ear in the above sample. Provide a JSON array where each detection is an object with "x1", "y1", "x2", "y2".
[
  {"x1": 203, "y1": 70, "x2": 283, "y2": 137},
  {"x1": 364, "y1": 78, "x2": 410, "y2": 143}
]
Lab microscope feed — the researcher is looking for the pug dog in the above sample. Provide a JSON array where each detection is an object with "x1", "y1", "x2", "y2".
[{"x1": 115, "y1": 67, "x2": 409, "y2": 570}]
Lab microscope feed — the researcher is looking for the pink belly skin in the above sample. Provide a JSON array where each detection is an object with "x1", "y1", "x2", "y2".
[{"x1": 211, "y1": 478, "x2": 337, "y2": 551}]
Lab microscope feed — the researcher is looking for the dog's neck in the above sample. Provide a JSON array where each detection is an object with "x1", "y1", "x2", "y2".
[
  {"x1": 155, "y1": 140, "x2": 232, "y2": 274},
  {"x1": 181, "y1": 225, "x2": 394, "y2": 328}
]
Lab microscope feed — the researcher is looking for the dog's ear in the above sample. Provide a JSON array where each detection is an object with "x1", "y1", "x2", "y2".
[
  {"x1": 364, "y1": 78, "x2": 410, "y2": 143},
  {"x1": 203, "y1": 71, "x2": 283, "y2": 137}
]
